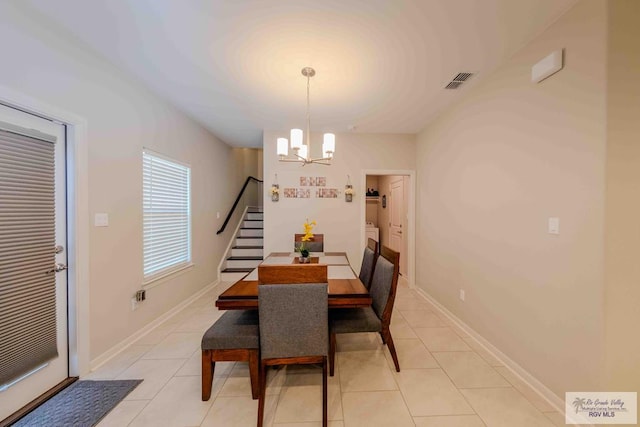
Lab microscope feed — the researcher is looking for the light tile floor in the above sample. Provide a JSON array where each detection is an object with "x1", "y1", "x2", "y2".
[{"x1": 93, "y1": 279, "x2": 573, "y2": 427}]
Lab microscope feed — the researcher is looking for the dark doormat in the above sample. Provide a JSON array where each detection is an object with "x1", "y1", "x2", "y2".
[{"x1": 13, "y1": 379, "x2": 142, "y2": 427}]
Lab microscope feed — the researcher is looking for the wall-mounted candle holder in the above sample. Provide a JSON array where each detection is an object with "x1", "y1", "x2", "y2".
[
  {"x1": 270, "y1": 174, "x2": 279, "y2": 202},
  {"x1": 345, "y1": 175, "x2": 353, "y2": 202}
]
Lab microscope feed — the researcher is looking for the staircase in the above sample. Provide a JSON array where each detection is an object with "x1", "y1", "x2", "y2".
[{"x1": 220, "y1": 207, "x2": 264, "y2": 282}]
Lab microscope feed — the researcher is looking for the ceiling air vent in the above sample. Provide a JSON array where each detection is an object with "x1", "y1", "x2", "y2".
[{"x1": 445, "y1": 72, "x2": 474, "y2": 89}]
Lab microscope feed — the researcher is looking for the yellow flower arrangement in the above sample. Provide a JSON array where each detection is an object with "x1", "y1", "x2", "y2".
[
  {"x1": 297, "y1": 219, "x2": 316, "y2": 257},
  {"x1": 301, "y1": 219, "x2": 316, "y2": 241}
]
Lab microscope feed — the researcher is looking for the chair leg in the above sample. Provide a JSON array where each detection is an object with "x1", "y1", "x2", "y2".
[
  {"x1": 257, "y1": 361, "x2": 267, "y2": 427},
  {"x1": 248, "y1": 349, "x2": 259, "y2": 400},
  {"x1": 379, "y1": 331, "x2": 386, "y2": 344},
  {"x1": 384, "y1": 328, "x2": 401, "y2": 372},
  {"x1": 201, "y1": 350, "x2": 215, "y2": 401},
  {"x1": 322, "y1": 357, "x2": 328, "y2": 427},
  {"x1": 329, "y1": 332, "x2": 336, "y2": 376}
]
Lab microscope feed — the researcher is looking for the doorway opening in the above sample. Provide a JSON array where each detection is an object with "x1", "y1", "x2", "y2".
[{"x1": 361, "y1": 170, "x2": 415, "y2": 288}]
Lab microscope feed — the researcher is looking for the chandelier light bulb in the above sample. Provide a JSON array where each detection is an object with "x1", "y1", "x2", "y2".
[
  {"x1": 323, "y1": 133, "x2": 335, "y2": 158},
  {"x1": 298, "y1": 144, "x2": 308, "y2": 160},
  {"x1": 290, "y1": 129, "x2": 303, "y2": 150},
  {"x1": 277, "y1": 138, "x2": 289, "y2": 157}
]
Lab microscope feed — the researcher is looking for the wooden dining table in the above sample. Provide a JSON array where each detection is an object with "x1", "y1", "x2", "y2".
[{"x1": 216, "y1": 252, "x2": 372, "y2": 310}]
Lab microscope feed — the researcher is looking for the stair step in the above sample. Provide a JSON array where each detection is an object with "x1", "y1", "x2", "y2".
[
  {"x1": 226, "y1": 257, "x2": 262, "y2": 268},
  {"x1": 242, "y1": 220, "x2": 264, "y2": 229},
  {"x1": 235, "y1": 239, "x2": 263, "y2": 247},
  {"x1": 231, "y1": 247, "x2": 263, "y2": 257},
  {"x1": 221, "y1": 267, "x2": 254, "y2": 273},
  {"x1": 239, "y1": 228, "x2": 263, "y2": 237}
]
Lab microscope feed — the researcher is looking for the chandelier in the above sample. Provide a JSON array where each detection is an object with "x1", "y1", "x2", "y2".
[{"x1": 277, "y1": 67, "x2": 335, "y2": 166}]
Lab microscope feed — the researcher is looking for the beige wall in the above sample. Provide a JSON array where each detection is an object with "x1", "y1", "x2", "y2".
[
  {"x1": 232, "y1": 148, "x2": 263, "y2": 211},
  {"x1": 0, "y1": 3, "x2": 255, "y2": 361},
  {"x1": 604, "y1": 0, "x2": 640, "y2": 393},
  {"x1": 263, "y1": 131, "x2": 415, "y2": 267},
  {"x1": 416, "y1": 0, "x2": 607, "y2": 397}
]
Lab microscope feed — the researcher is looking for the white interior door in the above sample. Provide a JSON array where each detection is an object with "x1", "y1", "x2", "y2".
[
  {"x1": 389, "y1": 178, "x2": 404, "y2": 267},
  {"x1": 0, "y1": 104, "x2": 68, "y2": 420}
]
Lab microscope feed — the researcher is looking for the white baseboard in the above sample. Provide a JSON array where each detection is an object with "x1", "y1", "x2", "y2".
[
  {"x1": 413, "y1": 287, "x2": 586, "y2": 424},
  {"x1": 89, "y1": 280, "x2": 219, "y2": 372}
]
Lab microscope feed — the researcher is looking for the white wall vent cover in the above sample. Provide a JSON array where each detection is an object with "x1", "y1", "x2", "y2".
[{"x1": 445, "y1": 72, "x2": 475, "y2": 89}]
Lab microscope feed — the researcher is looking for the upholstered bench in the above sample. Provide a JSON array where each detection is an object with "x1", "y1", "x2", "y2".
[{"x1": 201, "y1": 310, "x2": 260, "y2": 400}]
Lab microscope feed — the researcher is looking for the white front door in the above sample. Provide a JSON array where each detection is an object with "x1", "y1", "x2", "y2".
[
  {"x1": 0, "y1": 104, "x2": 68, "y2": 420},
  {"x1": 389, "y1": 178, "x2": 404, "y2": 266}
]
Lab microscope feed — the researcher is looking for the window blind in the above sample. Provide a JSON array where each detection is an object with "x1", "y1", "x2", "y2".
[
  {"x1": 143, "y1": 150, "x2": 191, "y2": 280},
  {"x1": 0, "y1": 124, "x2": 58, "y2": 387}
]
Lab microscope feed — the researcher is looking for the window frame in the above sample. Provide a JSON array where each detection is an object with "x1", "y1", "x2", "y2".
[{"x1": 142, "y1": 148, "x2": 192, "y2": 285}]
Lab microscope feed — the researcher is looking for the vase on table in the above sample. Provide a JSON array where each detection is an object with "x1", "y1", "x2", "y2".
[{"x1": 299, "y1": 248, "x2": 310, "y2": 263}]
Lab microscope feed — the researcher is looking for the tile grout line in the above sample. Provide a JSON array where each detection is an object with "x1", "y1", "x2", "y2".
[
  {"x1": 402, "y1": 308, "x2": 484, "y2": 421},
  {"x1": 408, "y1": 285, "x2": 566, "y2": 419}
]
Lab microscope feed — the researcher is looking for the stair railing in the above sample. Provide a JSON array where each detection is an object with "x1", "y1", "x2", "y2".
[{"x1": 217, "y1": 176, "x2": 263, "y2": 235}]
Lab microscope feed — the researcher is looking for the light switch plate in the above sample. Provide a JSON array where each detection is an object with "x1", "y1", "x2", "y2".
[
  {"x1": 95, "y1": 213, "x2": 109, "y2": 227},
  {"x1": 548, "y1": 217, "x2": 560, "y2": 235}
]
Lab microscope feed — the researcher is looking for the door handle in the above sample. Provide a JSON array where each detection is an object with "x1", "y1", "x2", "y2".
[{"x1": 47, "y1": 263, "x2": 68, "y2": 275}]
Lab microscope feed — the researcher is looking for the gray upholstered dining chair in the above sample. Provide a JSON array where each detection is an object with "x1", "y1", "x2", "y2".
[
  {"x1": 329, "y1": 245, "x2": 400, "y2": 376},
  {"x1": 359, "y1": 238, "x2": 379, "y2": 289},
  {"x1": 294, "y1": 233, "x2": 324, "y2": 252},
  {"x1": 201, "y1": 310, "x2": 260, "y2": 400},
  {"x1": 257, "y1": 283, "x2": 328, "y2": 427}
]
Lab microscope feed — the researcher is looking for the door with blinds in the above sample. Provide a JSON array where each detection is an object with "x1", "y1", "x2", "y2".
[{"x1": 0, "y1": 104, "x2": 68, "y2": 421}]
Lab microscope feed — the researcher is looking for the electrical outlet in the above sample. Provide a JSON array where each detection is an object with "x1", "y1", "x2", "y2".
[
  {"x1": 459, "y1": 289, "x2": 466, "y2": 301},
  {"x1": 131, "y1": 297, "x2": 138, "y2": 311}
]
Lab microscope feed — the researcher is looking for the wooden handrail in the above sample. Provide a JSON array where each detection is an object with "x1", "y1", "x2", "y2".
[{"x1": 216, "y1": 176, "x2": 263, "y2": 235}]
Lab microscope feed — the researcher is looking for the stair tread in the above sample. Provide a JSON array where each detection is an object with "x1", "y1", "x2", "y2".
[
  {"x1": 237, "y1": 236, "x2": 263, "y2": 239},
  {"x1": 222, "y1": 267, "x2": 254, "y2": 272},
  {"x1": 243, "y1": 219, "x2": 263, "y2": 221},
  {"x1": 227, "y1": 256, "x2": 263, "y2": 260},
  {"x1": 232, "y1": 245, "x2": 263, "y2": 249}
]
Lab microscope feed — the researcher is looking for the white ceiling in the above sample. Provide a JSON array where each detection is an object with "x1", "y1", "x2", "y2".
[{"x1": 22, "y1": 0, "x2": 577, "y2": 147}]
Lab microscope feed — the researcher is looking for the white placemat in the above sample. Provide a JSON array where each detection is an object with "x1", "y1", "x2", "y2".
[
  {"x1": 319, "y1": 256, "x2": 349, "y2": 265},
  {"x1": 289, "y1": 252, "x2": 324, "y2": 257},
  {"x1": 244, "y1": 262, "x2": 354, "y2": 281},
  {"x1": 244, "y1": 269, "x2": 258, "y2": 281},
  {"x1": 328, "y1": 265, "x2": 356, "y2": 279},
  {"x1": 261, "y1": 256, "x2": 293, "y2": 265}
]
